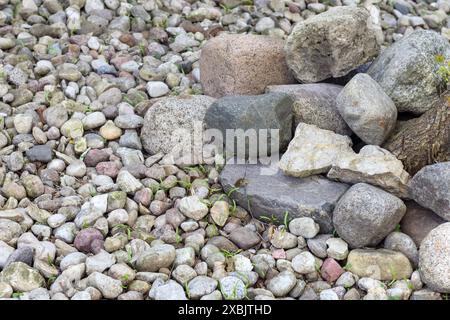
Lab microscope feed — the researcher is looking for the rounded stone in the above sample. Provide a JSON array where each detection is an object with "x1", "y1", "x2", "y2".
[{"x1": 419, "y1": 223, "x2": 450, "y2": 293}]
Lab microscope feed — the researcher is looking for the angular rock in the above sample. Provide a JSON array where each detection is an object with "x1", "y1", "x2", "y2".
[
  {"x1": 336, "y1": 73, "x2": 397, "y2": 145},
  {"x1": 346, "y1": 249, "x2": 413, "y2": 281},
  {"x1": 187, "y1": 276, "x2": 218, "y2": 299},
  {"x1": 178, "y1": 196, "x2": 209, "y2": 221},
  {"x1": 266, "y1": 83, "x2": 351, "y2": 135},
  {"x1": 74, "y1": 228, "x2": 104, "y2": 254},
  {"x1": 204, "y1": 93, "x2": 294, "y2": 156},
  {"x1": 0, "y1": 262, "x2": 45, "y2": 292},
  {"x1": 220, "y1": 160, "x2": 349, "y2": 232},
  {"x1": 409, "y1": 162, "x2": 450, "y2": 221},
  {"x1": 116, "y1": 170, "x2": 143, "y2": 193},
  {"x1": 279, "y1": 123, "x2": 354, "y2": 178},
  {"x1": 327, "y1": 145, "x2": 410, "y2": 198},
  {"x1": 285, "y1": 6, "x2": 379, "y2": 83},
  {"x1": 367, "y1": 30, "x2": 450, "y2": 114},
  {"x1": 321, "y1": 258, "x2": 344, "y2": 283},
  {"x1": 200, "y1": 33, "x2": 295, "y2": 97},
  {"x1": 333, "y1": 183, "x2": 406, "y2": 248},
  {"x1": 419, "y1": 223, "x2": 450, "y2": 293}
]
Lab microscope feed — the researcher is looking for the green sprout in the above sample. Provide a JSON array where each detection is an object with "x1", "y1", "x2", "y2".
[
  {"x1": 435, "y1": 54, "x2": 450, "y2": 87},
  {"x1": 184, "y1": 281, "x2": 191, "y2": 299},
  {"x1": 175, "y1": 226, "x2": 182, "y2": 244},
  {"x1": 12, "y1": 292, "x2": 23, "y2": 299},
  {"x1": 114, "y1": 224, "x2": 132, "y2": 240},
  {"x1": 126, "y1": 247, "x2": 133, "y2": 264},
  {"x1": 260, "y1": 214, "x2": 279, "y2": 225},
  {"x1": 220, "y1": 249, "x2": 242, "y2": 259},
  {"x1": 343, "y1": 262, "x2": 352, "y2": 271}
]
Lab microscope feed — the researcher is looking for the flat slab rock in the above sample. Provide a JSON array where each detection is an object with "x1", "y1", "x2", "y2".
[
  {"x1": 220, "y1": 160, "x2": 349, "y2": 232},
  {"x1": 346, "y1": 248, "x2": 413, "y2": 281},
  {"x1": 327, "y1": 145, "x2": 410, "y2": 198}
]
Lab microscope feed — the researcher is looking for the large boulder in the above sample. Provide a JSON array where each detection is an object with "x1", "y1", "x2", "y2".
[
  {"x1": 200, "y1": 33, "x2": 295, "y2": 97},
  {"x1": 409, "y1": 162, "x2": 450, "y2": 221},
  {"x1": 336, "y1": 73, "x2": 397, "y2": 145},
  {"x1": 285, "y1": 6, "x2": 379, "y2": 83},
  {"x1": 346, "y1": 249, "x2": 413, "y2": 281},
  {"x1": 333, "y1": 183, "x2": 406, "y2": 248},
  {"x1": 327, "y1": 145, "x2": 410, "y2": 198},
  {"x1": 400, "y1": 201, "x2": 445, "y2": 247},
  {"x1": 367, "y1": 30, "x2": 450, "y2": 114},
  {"x1": 266, "y1": 83, "x2": 351, "y2": 135},
  {"x1": 204, "y1": 93, "x2": 293, "y2": 158},
  {"x1": 140, "y1": 95, "x2": 216, "y2": 165},
  {"x1": 419, "y1": 223, "x2": 450, "y2": 293},
  {"x1": 279, "y1": 123, "x2": 354, "y2": 178},
  {"x1": 220, "y1": 160, "x2": 349, "y2": 232}
]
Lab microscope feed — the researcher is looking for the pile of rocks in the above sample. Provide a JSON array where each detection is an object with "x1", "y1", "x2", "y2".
[{"x1": 0, "y1": 0, "x2": 449, "y2": 301}]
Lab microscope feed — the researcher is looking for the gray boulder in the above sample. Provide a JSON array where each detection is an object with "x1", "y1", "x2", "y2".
[
  {"x1": 400, "y1": 201, "x2": 445, "y2": 247},
  {"x1": 285, "y1": 6, "x2": 379, "y2": 83},
  {"x1": 333, "y1": 183, "x2": 406, "y2": 248},
  {"x1": 220, "y1": 160, "x2": 349, "y2": 232},
  {"x1": 409, "y1": 162, "x2": 450, "y2": 221},
  {"x1": 140, "y1": 95, "x2": 216, "y2": 164},
  {"x1": 367, "y1": 30, "x2": 450, "y2": 114},
  {"x1": 266, "y1": 83, "x2": 351, "y2": 135},
  {"x1": 419, "y1": 223, "x2": 450, "y2": 293},
  {"x1": 336, "y1": 73, "x2": 397, "y2": 145},
  {"x1": 204, "y1": 93, "x2": 293, "y2": 157}
]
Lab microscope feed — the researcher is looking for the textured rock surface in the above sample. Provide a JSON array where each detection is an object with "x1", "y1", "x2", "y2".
[
  {"x1": 367, "y1": 30, "x2": 450, "y2": 114},
  {"x1": 327, "y1": 145, "x2": 410, "y2": 198},
  {"x1": 419, "y1": 223, "x2": 450, "y2": 293},
  {"x1": 285, "y1": 6, "x2": 379, "y2": 83},
  {"x1": 382, "y1": 95, "x2": 450, "y2": 176},
  {"x1": 279, "y1": 123, "x2": 354, "y2": 178},
  {"x1": 200, "y1": 33, "x2": 295, "y2": 97},
  {"x1": 336, "y1": 73, "x2": 397, "y2": 145},
  {"x1": 347, "y1": 249, "x2": 413, "y2": 281},
  {"x1": 333, "y1": 183, "x2": 406, "y2": 248},
  {"x1": 409, "y1": 162, "x2": 450, "y2": 221},
  {"x1": 0, "y1": 262, "x2": 46, "y2": 292},
  {"x1": 141, "y1": 95, "x2": 216, "y2": 164},
  {"x1": 266, "y1": 84, "x2": 351, "y2": 135},
  {"x1": 401, "y1": 201, "x2": 446, "y2": 246},
  {"x1": 204, "y1": 93, "x2": 294, "y2": 157},
  {"x1": 220, "y1": 160, "x2": 349, "y2": 232}
]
